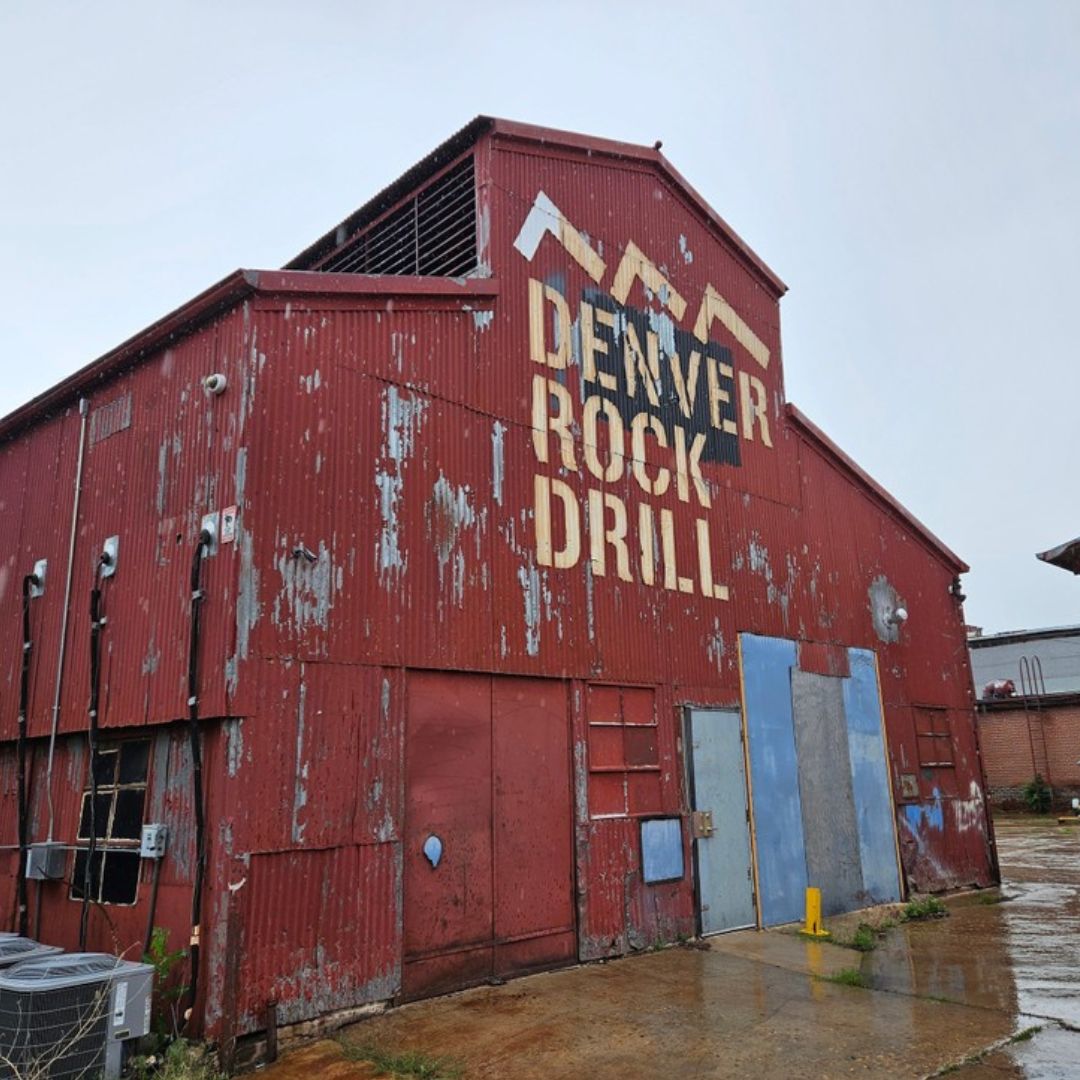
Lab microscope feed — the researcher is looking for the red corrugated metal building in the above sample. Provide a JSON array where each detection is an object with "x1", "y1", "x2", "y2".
[{"x1": 0, "y1": 118, "x2": 996, "y2": 1045}]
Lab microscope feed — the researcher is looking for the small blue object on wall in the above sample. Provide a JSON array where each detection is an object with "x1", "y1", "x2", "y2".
[
  {"x1": 641, "y1": 818, "x2": 684, "y2": 883},
  {"x1": 423, "y1": 835, "x2": 443, "y2": 868}
]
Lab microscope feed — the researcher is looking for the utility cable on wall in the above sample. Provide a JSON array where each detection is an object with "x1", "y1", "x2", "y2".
[
  {"x1": 15, "y1": 570, "x2": 44, "y2": 937},
  {"x1": 183, "y1": 524, "x2": 213, "y2": 1029},
  {"x1": 79, "y1": 548, "x2": 114, "y2": 950}
]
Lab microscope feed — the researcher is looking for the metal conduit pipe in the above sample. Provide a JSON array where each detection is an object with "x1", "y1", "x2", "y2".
[
  {"x1": 79, "y1": 565, "x2": 108, "y2": 950},
  {"x1": 45, "y1": 397, "x2": 89, "y2": 842},
  {"x1": 15, "y1": 573, "x2": 41, "y2": 937},
  {"x1": 183, "y1": 526, "x2": 213, "y2": 1029}
]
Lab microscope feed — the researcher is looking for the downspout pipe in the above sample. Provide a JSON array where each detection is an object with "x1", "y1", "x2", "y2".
[
  {"x1": 15, "y1": 572, "x2": 41, "y2": 937},
  {"x1": 44, "y1": 397, "x2": 89, "y2": 843}
]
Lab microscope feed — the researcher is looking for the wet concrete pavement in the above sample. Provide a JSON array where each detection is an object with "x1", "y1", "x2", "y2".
[{"x1": 258, "y1": 818, "x2": 1080, "y2": 1079}]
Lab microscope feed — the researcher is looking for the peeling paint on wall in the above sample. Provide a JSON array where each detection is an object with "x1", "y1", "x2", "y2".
[
  {"x1": 273, "y1": 538, "x2": 335, "y2": 637},
  {"x1": 868, "y1": 575, "x2": 904, "y2": 645},
  {"x1": 291, "y1": 675, "x2": 308, "y2": 844},
  {"x1": 747, "y1": 532, "x2": 796, "y2": 628},
  {"x1": 426, "y1": 473, "x2": 481, "y2": 612},
  {"x1": 375, "y1": 386, "x2": 429, "y2": 586},
  {"x1": 226, "y1": 719, "x2": 245, "y2": 778},
  {"x1": 299, "y1": 369, "x2": 322, "y2": 394},
  {"x1": 141, "y1": 639, "x2": 160, "y2": 676},
  {"x1": 491, "y1": 421, "x2": 505, "y2": 506},
  {"x1": 705, "y1": 618, "x2": 725, "y2": 674},
  {"x1": 517, "y1": 563, "x2": 541, "y2": 657}
]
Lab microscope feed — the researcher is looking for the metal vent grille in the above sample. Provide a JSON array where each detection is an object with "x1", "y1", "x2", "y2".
[
  {"x1": 0, "y1": 939, "x2": 60, "y2": 967},
  {"x1": 6, "y1": 955, "x2": 119, "y2": 982},
  {"x1": 0, "y1": 980, "x2": 109, "y2": 1078},
  {"x1": 320, "y1": 156, "x2": 477, "y2": 277}
]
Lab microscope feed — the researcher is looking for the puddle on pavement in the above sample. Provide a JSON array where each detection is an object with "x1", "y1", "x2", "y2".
[
  {"x1": 863, "y1": 824, "x2": 1080, "y2": 1023},
  {"x1": 859, "y1": 821, "x2": 1080, "y2": 1078}
]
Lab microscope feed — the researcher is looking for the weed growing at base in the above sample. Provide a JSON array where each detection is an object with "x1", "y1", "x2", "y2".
[
  {"x1": 343, "y1": 1042, "x2": 464, "y2": 1080},
  {"x1": 903, "y1": 896, "x2": 947, "y2": 921},
  {"x1": 816, "y1": 967, "x2": 867, "y2": 988},
  {"x1": 1008, "y1": 1025, "x2": 1043, "y2": 1044}
]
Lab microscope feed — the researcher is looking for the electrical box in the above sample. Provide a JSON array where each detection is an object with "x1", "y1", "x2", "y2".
[
  {"x1": 140, "y1": 824, "x2": 168, "y2": 860},
  {"x1": 25, "y1": 842, "x2": 66, "y2": 881},
  {"x1": 29, "y1": 560, "x2": 47, "y2": 598},
  {"x1": 100, "y1": 536, "x2": 120, "y2": 578},
  {"x1": 200, "y1": 512, "x2": 220, "y2": 556},
  {"x1": 221, "y1": 505, "x2": 238, "y2": 545}
]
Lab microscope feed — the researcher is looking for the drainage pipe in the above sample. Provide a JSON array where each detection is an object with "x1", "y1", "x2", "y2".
[
  {"x1": 15, "y1": 573, "x2": 38, "y2": 936},
  {"x1": 44, "y1": 397, "x2": 89, "y2": 842}
]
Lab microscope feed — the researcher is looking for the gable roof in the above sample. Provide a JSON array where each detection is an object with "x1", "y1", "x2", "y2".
[
  {"x1": 285, "y1": 116, "x2": 788, "y2": 299},
  {"x1": 0, "y1": 271, "x2": 497, "y2": 444},
  {"x1": 786, "y1": 403, "x2": 968, "y2": 574}
]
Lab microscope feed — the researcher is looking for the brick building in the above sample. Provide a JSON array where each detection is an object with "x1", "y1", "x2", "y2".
[{"x1": 971, "y1": 618, "x2": 1080, "y2": 809}]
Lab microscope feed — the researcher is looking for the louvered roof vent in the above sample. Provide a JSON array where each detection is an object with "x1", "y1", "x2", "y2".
[{"x1": 319, "y1": 156, "x2": 477, "y2": 277}]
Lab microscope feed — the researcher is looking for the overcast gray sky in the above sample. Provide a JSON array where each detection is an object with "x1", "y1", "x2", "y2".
[{"x1": 1, "y1": 1, "x2": 1076, "y2": 634}]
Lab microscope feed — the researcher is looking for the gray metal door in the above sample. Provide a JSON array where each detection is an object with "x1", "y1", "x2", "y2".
[{"x1": 688, "y1": 708, "x2": 757, "y2": 934}]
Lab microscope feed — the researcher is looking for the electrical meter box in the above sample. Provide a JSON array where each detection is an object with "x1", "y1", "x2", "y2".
[{"x1": 26, "y1": 842, "x2": 66, "y2": 881}]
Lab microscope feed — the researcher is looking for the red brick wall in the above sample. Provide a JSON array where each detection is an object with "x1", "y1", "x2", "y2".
[{"x1": 977, "y1": 704, "x2": 1080, "y2": 808}]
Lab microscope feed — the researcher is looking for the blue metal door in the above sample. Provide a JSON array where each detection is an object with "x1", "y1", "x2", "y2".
[
  {"x1": 740, "y1": 633, "x2": 902, "y2": 926},
  {"x1": 688, "y1": 708, "x2": 757, "y2": 934}
]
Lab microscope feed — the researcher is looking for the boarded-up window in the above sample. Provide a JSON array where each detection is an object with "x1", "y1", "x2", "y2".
[
  {"x1": 587, "y1": 685, "x2": 661, "y2": 818},
  {"x1": 914, "y1": 707, "x2": 955, "y2": 768}
]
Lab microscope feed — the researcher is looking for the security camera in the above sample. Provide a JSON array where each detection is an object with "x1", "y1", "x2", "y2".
[{"x1": 203, "y1": 373, "x2": 227, "y2": 396}]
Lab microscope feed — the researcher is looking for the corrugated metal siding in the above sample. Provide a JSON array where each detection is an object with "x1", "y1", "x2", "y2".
[
  {"x1": 200, "y1": 662, "x2": 404, "y2": 1035},
  {"x1": 236, "y1": 304, "x2": 497, "y2": 674},
  {"x1": 0, "y1": 307, "x2": 251, "y2": 748},
  {"x1": 0, "y1": 408, "x2": 81, "y2": 742},
  {"x1": 233, "y1": 842, "x2": 399, "y2": 1028}
]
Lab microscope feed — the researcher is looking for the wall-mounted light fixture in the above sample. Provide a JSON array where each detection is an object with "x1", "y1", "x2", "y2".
[
  {"x1": 203, "y1": 373, "x2": 227, "y2": 397},
  {"x1": 887, "y1": 606, "x2": 908, "y2": 627}
]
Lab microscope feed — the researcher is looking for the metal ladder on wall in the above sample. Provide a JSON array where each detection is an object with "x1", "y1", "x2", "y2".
[{"x1": 1018, "y1": 655, "x2": 1052, "y2": 791}]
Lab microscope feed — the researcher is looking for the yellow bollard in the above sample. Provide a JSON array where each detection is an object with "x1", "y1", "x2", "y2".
[{"x1": 802, "y1": 887, "x2": 831, "y2": 938}]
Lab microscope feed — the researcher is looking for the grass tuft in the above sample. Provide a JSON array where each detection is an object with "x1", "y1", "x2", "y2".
[
  {"x1": 342, "y1": 1042, "x2": 464, "y2": 1079},
  {"x1": 903, "y1": 896, "x2": 947, "y2": 921},
  {"x1": 129, "y1": 1040, "x2": 225, "y2": 1080},
  {"x1": 1008, "y1": 1025, "x2": 1043, "y2": 1044},
  {"x1": 816, "y1": 966, "x2": 867, "y2": 988},
  {"x1": 850, "y1": 925, "x2": 878, "y2": 952}
]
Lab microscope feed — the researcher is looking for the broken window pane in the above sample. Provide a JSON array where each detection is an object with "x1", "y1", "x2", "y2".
[{"x1": 70, "y1": 739, "x2": 151, "y2": 906}]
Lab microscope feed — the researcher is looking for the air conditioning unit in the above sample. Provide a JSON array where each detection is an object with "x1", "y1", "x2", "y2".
[
  {"x1": 0, "y1": 952, "x2": 153, "y2": 1080},
  {"x1": 0, "y1": 937, "x2": 62, "y2": 968}
]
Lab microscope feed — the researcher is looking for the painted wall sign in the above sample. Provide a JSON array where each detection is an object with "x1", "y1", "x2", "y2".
[{"x1": 514, "y1": 190, "x2": 774, "y2": 605}]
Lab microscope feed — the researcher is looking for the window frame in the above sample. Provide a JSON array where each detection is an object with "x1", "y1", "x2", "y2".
[
  {"x1": 70, "y1": 739, "x2": 151, "y2": 907},
  {"x1": 913, "y1": 706, "x2": 956, "y2": 769},
  {"x1": 586, "y1": 684, "x2": 663, "y2": 819}
]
